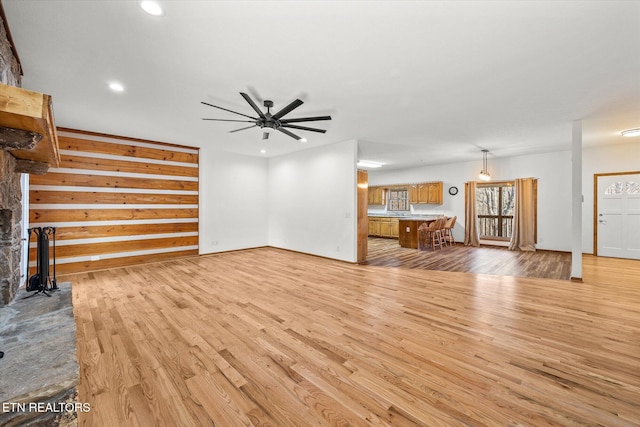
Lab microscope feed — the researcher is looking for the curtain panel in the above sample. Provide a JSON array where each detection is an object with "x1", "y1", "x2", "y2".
[
  {"x1": 509, "y1": 177, "x2": 537, "y2": 251},
  {"x1": 464, "y1": 181, "x2": 480, "y2": 246}
]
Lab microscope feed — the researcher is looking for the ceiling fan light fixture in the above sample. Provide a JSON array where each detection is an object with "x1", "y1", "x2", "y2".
[{"x1": 621, "y1": 128, "x2": 640, "y2": 137}]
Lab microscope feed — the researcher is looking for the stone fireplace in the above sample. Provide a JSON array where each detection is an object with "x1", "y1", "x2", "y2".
[
  {"x1": 0, "y1": 6, "x2": 24, "y2": 307},
  {"x1": 0, "y1": 151, "x2": 24, "y2": 307}
]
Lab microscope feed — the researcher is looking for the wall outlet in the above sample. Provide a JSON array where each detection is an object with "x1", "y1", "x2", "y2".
[
  {"x1": 212, "y1": 241, "x2": 218, "y2": 246},
  {"x1": 90, "y1": 255, "x2": 100, "y2": 261},
  {"x1": 336, "y1": 246, "x2": 340, "y2": 252}
]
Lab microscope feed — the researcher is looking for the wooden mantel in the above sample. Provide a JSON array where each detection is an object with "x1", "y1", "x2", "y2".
[{"x1": 0, "y1": 83, "x2": 60, "y2": 171}]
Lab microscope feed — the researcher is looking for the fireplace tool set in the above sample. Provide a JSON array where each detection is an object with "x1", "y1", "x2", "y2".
[{"x1": 24, "y1": 226, "x2": 58, "y2": 297}]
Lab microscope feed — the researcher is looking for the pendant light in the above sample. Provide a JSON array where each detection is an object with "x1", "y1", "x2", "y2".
[{"x1": 479, "y1": 149, "x2": 491, "y2": 181}]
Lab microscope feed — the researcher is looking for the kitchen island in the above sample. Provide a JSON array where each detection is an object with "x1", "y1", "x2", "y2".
[
  {"x1": 368, "y1": 215, "x2": 439, "y2": 248},
  {"x1": 398, "y1": 218, "x2": 437, "y2": 249}
]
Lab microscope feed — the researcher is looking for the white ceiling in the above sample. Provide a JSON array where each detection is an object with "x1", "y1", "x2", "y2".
[{"x1": 4, "y1": 0, "x2": 640, "y2": 170}]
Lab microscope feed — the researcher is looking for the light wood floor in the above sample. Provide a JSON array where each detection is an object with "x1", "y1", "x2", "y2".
[
  {"x1": 366, "y1": 237, "x2": 572, "y2": 280},
  {"x1": 66, "y1": 248, "x2": 640, "y2": 426}
]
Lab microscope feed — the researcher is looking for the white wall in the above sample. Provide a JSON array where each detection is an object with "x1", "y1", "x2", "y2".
[
  {"x1": 267, "y1": 140, "x2": 358, "y2": 262},
  {"x1": 493, "y1": 150, "x2": 572, "y2": 251},
  {"x1": 199, "y1": 148, "x2": 269, "y2": 254}
]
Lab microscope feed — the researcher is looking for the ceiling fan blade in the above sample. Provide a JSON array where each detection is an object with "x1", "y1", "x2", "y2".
[
  {"x1": 229, "y1": 125, "x2": 258, "y2": 133},
  {"x1": 279, "y1": 115, "x2": 332, "y2": 123},
  {"x1": 272, "y1": 99, "x2": 304, "y2": 120},
  {"x1": 281, "y1": 124, "x2": 327, "y2": 133},
  {"x1": 202, "y1": 118, "x2": 255, "y2": 122},
  {"x1": 247, "y1": 86, "x2": 264, "y2": 104},
  {"x1": 240, "y1": 92, "x2": 266, "y2": 119},
  {"x1": 201, "y1": 101, "x2": 256, "y2": 120},
  {"x1": 277, "y1": 127, "x2": 302, "y2": 140}
]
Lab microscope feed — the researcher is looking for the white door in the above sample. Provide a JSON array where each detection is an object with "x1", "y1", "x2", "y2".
[{"x1": 597, "y1": 173, "x2": 640, "y2": 259}]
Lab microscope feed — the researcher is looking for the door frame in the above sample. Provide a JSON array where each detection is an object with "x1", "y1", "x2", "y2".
[
  {"x1": 593, "y1": 170, "x2": 640, "y2": 256},
  {"x1": 357, "y1": 169, "x2": 368, "y2": 263}
]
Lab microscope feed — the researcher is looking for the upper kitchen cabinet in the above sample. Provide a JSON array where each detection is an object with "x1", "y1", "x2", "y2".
[
  {"x1": 427, "y1": 181, "x2": 443, "y2": 204},
  {"x1": 368, "y1": 186, "x2": 386, "y2": 205},
  {"x1": 408, "y1": 181, "x2": 443, "y2": 204}
]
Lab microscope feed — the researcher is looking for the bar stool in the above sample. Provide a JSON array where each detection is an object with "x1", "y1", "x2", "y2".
[
  {"x1": 443, "y1": 216, "x2": 457, "y2": 246},
  {"x1": 419, "y1": 218, "x2": 446, "y2": 250}
]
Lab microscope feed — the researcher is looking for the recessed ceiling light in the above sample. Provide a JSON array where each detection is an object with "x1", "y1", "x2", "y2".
[
  {"x1": 357, "y1": 160, "x2": 383, "y2": 168},
  {"x1": 299, "y1": 138, "x2": 308, "y2": 143},
  {"x1": 108, "y1": 82, "x2": 125, "y2": 92},
  {"x1": 140, "y1": 1, "x2": 164, "y2": 16},
  {"x1": 621, "y1": 128, "x2": 640, "y2": 137},
  {"x1": 260, "y1": 149, "x2": 266, "y2": 154}
]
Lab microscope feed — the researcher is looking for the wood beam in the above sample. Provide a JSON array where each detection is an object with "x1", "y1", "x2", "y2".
[
  {"x1": 14, "y1": 158, "x2": 49, "y2": 175},
  {"x1": 0, "y1": 83, "x2": 59, "y2": 167},
  {"x1": 0, "y1": 126, "x2": 42, "y2": 150}
]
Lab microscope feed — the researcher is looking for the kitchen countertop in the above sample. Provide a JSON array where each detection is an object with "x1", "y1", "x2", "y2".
[
  {"x1": 368, "y1": 214, "x2": 440, "y2": 221},
  {"x1": 397, "y1": 217, "x2": 439, "y2": 221}
]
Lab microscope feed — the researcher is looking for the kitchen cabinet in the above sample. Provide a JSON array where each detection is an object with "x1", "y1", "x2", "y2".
[
  {"x1": 371, "y1": 182, "x2": 442, "y2": 206},
  {"x1": 368, "y1": 217, "x2": 399, "y2": 238},
  {"x1": 368, "y1": 186, "x2": 386, "y2": 205},
  {"x1": 368, "y1": 218, "x2": 381, "y2": 236},
  {"x1": 380, "y1": 220, "x2": 395, "y2": 238},
  {"x1": 408, "y1": 185, "x2": 419, "y2": 204},
  {"x1": 427, "y1": 181, "x2": 443, "y2": 204},
  {"x1": 408, "y1": 182, "x2": 443, "y2": 204}
]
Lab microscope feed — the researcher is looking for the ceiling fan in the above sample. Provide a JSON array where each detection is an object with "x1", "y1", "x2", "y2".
[{"x1": 201, "y1": 92, "x2": 331, "y2": 141}]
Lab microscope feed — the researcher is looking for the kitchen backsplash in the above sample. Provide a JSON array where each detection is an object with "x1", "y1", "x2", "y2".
[{"x1": 368, "y1": 204, "x2": 448, "y2": 217}]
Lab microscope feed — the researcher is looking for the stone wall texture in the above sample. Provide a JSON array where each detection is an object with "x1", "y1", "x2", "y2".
[
  {"x1": 1, "y1": 11, "x2": 24, "y2": 306},
  {"x1": 0, "y1": 151, "x2": 23, "y2": 306},
  {"x1": 0, "y1": 13, "x2": 21, "y2": 87}
]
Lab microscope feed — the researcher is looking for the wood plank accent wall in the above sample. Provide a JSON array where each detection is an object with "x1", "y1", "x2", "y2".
[{"x1": 28, "y1": 129, "x2": 199, "y2": 275}]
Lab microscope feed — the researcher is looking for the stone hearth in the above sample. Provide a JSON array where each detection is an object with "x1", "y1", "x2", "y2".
[{"x1": 0, "y1": 282, "x2": 80, "y2": 426}]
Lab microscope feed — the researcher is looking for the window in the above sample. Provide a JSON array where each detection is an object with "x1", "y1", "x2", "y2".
[
  {"x1": 476, "y1": 183, "x2": 514, "y2": 240},
  {"x1": 605, "y1": 180, "x2": 639, "y2": 195},
  {"x1": 388, "y1": 189, "x2": 409, "y2": 211}
]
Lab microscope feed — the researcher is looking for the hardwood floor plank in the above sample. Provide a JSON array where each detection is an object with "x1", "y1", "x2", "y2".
[
  {"x1": 185, "y1": 371, "x2": 252, "y2": 426},
  {"x1": 366, "y1": 237, "x2": 572, "y2": 280},
  {"x1": 126, "y1": 384, "x2": 159, "y2": 427},
  {"x1": 67, "y1": 247, "x2": 640, "y2": 426}
]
